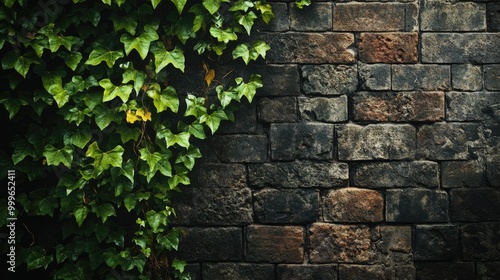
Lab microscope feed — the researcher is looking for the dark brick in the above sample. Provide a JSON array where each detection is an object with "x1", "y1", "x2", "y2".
[
  {"x1": 339, "y1": 265, "x2": 386, "y2": 280},
  {"x1": 477, "y1": 261, "x2": 500, "y2": 280},
  {"x1": 178, "y1": 227, "x2": 242, "y2": 261},
  {"x1": 299, "y1": 96, "x2": 348, "y2": 123},
  {"x1": 191, "y1": 163, "x2": 247, "y2": 188},
  {"x1": 392, "y1": 65, "x2": 450, "y2": 91},
  {"x1": 415, "y1": 262, "x2": 475, "y2": 280},
  {"x1": 323, "y1": 188, "x2": 384, "y2": 223},
  {"x1": 258, "y1": 97, "x2": 297, "y2": 123},
  {"x1": 202, "y1": 263, "x2": 275, "y2": 280},
  {"x1": 446, "y1": 92, "x2": 500, "y2": 121},
  {"x1": 246, "y1": 225, "x2": 304, "y2": 263},
  {"x1": 270, "y1": 123, "x2": 334, "y2": 160},
  {"x1": 351, "y1": 91, "x2": 444, "y2": 122},
  {"x1": 442, "y1": 160, "x2": 485, "y2": 188},
  {"x1": 421, "y1": 1, "x2": 486, "y2": 31},
  {"x1": 414, "y1": 225, "x2": 459, "y2": 261},
  {"x1": 487, "y1": 155, "x2": 500, "y2": 187},
  {"x1": 358, "y1": 63, "x2": 391, "y2": 90},
  {"x1": 373, "y1": 226, "x2": 412, "y2": 255},
  {"x1": 461, "y1": 223, "x2": 500, "y2": 260},
  {"x1": 217, "y1": 101, "x2": 257, "y2": 134},
  {"x1": 394, "y1": 266, "x2": 417, "y2": 280},
  {"x1": 185, "y1": 263, "x2": 201, "y2": 280},
  {"x1": 484, "y1": 65, "x2": 500, "y2": 90},
  {"x1": 254, "y1": 3, "x2": 289, "y2": 32},
  {"x1": 487, "y1": 3, "x2": 500, "y2": 32},
  {"x1": 451, "y1": 64, "x2": 482, "y2": 91},
  {"x1": 290, "y1": 2, "x2": 332, "y2": 31},
  {"x1": 277, "y1": 264, "x2": 338, "y2": 280},
  {"x1": 359, "y1": 32, "x2": 418, "y2": 63},
  {"x1": 254, "y1": 188, "x2": 320, "y2": 224},
  {"x1": 301, "y1": 64, "x2": 357, "y2": 96},
  {"x1": 337, "y1": 124, "x2": 416, "y2": 160},
  {"x1": 386, "y1": 189, "x2": 449, "y2": 223},
  {"x1": 208, "y1": 135, "x2": 267, "y2": 163},
  {"x1": 352, "y1": 161, "x2": 439, "y2": 188},
  {"x1": 450, "y1": 188, "x2": 500, "y2": 221},
  {"x1": 244, "y1": 64, "x2": 300, "y2": 96},
  {"x1": 248, "y1": 161, "x2": 349, "y2": 188}
]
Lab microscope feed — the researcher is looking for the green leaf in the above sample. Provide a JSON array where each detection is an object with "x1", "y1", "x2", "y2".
[
  {"x1": 99, "y1": 78, "x2": 133, "y2": 103},
  {"x1": 73, "y1": 205, "x2": 89, "y2": 227},
  {"x1": 59, "y1": 51, "x2": 83, "y2": 71},
  {"x1": 47, "y1": 83, "x2": 69, "y2": 107},
  {"x1": 172, "y1": 258, "x2": 186, "y2": 273},
  {"x1": 176, "y1": 146, "x2": 202, "y2": 170},
  {"x1": 1, "y1": 51, "x2": 40, "y2": 78},
  {"x1": 209, "y1": 26, "x2": 237, "y2": 43},
  {"x1": 12, "y1": 138, "x2": 37, "y2": 165},
  {"x1": 95, "y1": 203, "x2": 116, "y2": 223},
  {"x1": 124, "y1": 194, "x2": 137, "y2": 212},
  {"x1": 184, "y1": 94, "x2": 207, "y2": 118},
  {"x1": 295, "y1": 0, "x2": 311, "y2": 9},
  {"x1": 255, "y1": 1, "x2": 274, "y2": 24},
  {"x1": 236, "y1": 11, "x2": 257, "y2": 35},
  {"x1": 48, "y1": 35, "x2": 81, "y2": 52},
  {"x1": 26, "y1": 247, "x2": 54, "y2": 270},
  {"x1": 200, "y1": 109, "x2": 228, "y2": 134},
  {"x1": 85, "y1": 46, "x2": 124, "y2": 68},
  {"x1": 0, "y1": 94, "x2": 28, "y2": 119},
  {"x1": 229, "y1": 0, "x2": 254, "y2": 12},
  {"x1": 150, "y1": 42, "x2": 185, "y2": 73},
  {"x1": 146, "y1": 84, "x2": 179, "y2": 113},
  {"x1": 122, "y1": 68, "x2": 146, "y2": 94},
  {"x1": 151, "y1": 0, "x2": 161, "y2": 8},
  {"x1": 156, "y1": 126, "x2": 190, "y2": 148},
  {"x1": 63, "y1": 125, "x2": 92, "y2": 149},
  {"x1": 93, "y1": 104, "x2": 116, "y2": 130},
  {"x1": 189, "y1": 4, "x2": 209, "y2": 32},
  {"x1": 111, "y1": 15, "x2": 137, "y2": 35},
  {"x1": 120, "y1": 25, "x2": 159, "y2": 60},
  {"x1": 43, "y1": 145, "x2": 73, "y2": 168},
  {"x1": 86, "y1": 142, "x2": 124, "y2": 177},
  {"x1": 116, "y1": 125, "x2": 141, "y2": 143},
  {"x1": 203, "y1": 0, "x2": 227, "y2": 14},
  {"x1": 232, "y1": 44, "x2": 250, "y2": 64},
  {"x1": 157, "y1": 231, "x2": 179, "y2": 250},
  {"x1": 171, "y1": 0, "x2": 187, "y2": 13},
  {"x1": 232, "y1": 74, "x2": 263, "y2": 103}
]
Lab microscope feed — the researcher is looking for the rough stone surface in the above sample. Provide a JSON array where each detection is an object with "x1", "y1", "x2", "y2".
[
  {"x1": 441, "y1": 160, "x2": 485, "y2": 188},
  {"x1": 246, "y1": 225, "x2": 304, "y2": 263},
  {"x1": 248, "y1": 161, "x2": 349, "y2": 188},
  {"x1": 322, "y1": 188, "x2": 384, "y2": 222},
  {"x1": 452, "y1": 64, "x2": 483, "y2": 91},
  {"x1": 277, "y1": 264, "x2": 338, "y2": 280},
  {"x1": 339, "y1": 265, "x2": 386, "y2": 280},
  {"x1": 352, "y1": 161, "x2": 439, "y2": 188},
  {"x1": 373, "y1": 226, "x2": 413, "y2": 255},
  {"x1": 254, "y1": 3, "x2": 288, "y2": 32},
  {"x1": 488, "y1": 3, "x2": 500, "y2": 31},
  {"x1": 386, "y1": 189, "x2": 449, "y2": 222},
  {"x1": 415, "y1": 262, "x2": 475, "y2": 280},
  {"x1": 203, "y1": 263, "x2": 275, "y2": 280},
  {"x1": 450, "y1": 188, "x2": 500, "y2": 221},
  {"x1": 243, "y1": 64, "x2": 300, "y2": 96},
  {"x1": 337, "y1": 124, "x2": 416, "y2": 160},
  {"x1": 217, "y1": 101, "x2": 257, "y2": 134},
  {"x1": 484, "y1": 64, "x2": 500, "y2": 90},
  {"x1": 299, "y1": 96, "x2": 348, "y2": 123},
  {"x1": 178, "y1": 227, "x2": 242, "y2": 261},
  {"x1": 351, "y1": 91, "x2": 444, "y2": 122},
  {"x1": 476, "y1": 261, "x2": 500, "y2": 280},
  {"x1": 290, "y1": 2, "x2": 332, "y2": 31},
  {"x1": 258, "y1": 97, "x2": 297, "y2": 123},
  {"x1": 359, "y1": 32, "x2": 418, "y2": 63},
  {"x1": 208, "y1": 135, "x2": 267, "y2": 163},
  {"x1": 358, "y1": 63, "x2": 391, "y2": 90},
  {"x1": 270, "y1": 123, "x2": 334, "y2": 160},
  {"x1": 301, "y1": 64, "x2": 358, "y2": 95},
  {"x1": 392, "y1": 65, "x2": 450, "y2": 90},
  {"x1": 446, "y1": 92, "x2": 500, "y2": 121},
  {"x1": 421, "y1": 0, "x2": 486, "y2": 31},
  {"x1": 254, "y1": 188, "x2": 320, "y2": 224},
  {"x1": 414, "y1": 225, "x2": 459, "y2": 261},
  {"x1": 191, "y1": 163, "x2": 247, "y2": 188},
  {"x1": 461, "y1": 223, "x2": 500, "y2": 260}
]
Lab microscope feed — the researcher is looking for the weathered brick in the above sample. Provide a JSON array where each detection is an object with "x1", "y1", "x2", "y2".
[
  {"x1": 477, "y1": 262, "x2": 500, "y2": 280},
  {"x1": 487, "y1": 155, "x2": 500, "y2": 187},
  {"x1": 359, "y1": 32, "x2": 418, "y2": 63},
  {"x1": 488, "y1": 3, "x2": 500, "y2": 32},
  {"x1": 243, "y1": 64, "x2": 300, "y2": 96},
  {"x1": 178, "y1": 227, "x2": 242, "y2": 261},
  {"x1": 246, "y1": 225, "x2": 304, "y2": 263},
  {"x1": 446, "y1": 92, "x2": 500, "y2": 121},
  {"x1": 339, "y1": 265, "x2": 386, "y2": 280},
  {"x1": 299, "y1": 96, "x2": 348, "y2": 123},
  {"x1": 323, "y1": 188, "x2": 384, "y2": 223},
  {"x1": 422, "y1": 33, "x2": 500, "y2": 63},
  {"x1": 358, "y1": 63, "x2": 391, "y2": 90},
  {"x1": 450, "y1": 188, "x2": 500, "y2": 221},
  {"x1": 203, "y1": 263, "x2": 275, "y2": 280},
  {"x1": 217, "y1": 101, "x2": 257, "y2": 134},
  {"x1": 208, "y1": 135, "x2": 267, "y2": 163},
  {"x1": 484, "y1": 64, "x2": 500, "y2": 90},
  {"x1": 309, "y1": 223, "x2": 372, "y2": 263},
  {"x1": 191, "y1": 163, "x2": 247, "y2": 188},
  {"x1": 301, "y1": 64, "x2": 358, "y2": 95},
  {"x1": 352, "y1": 161, "x2": 439, "y2": 188},
  {"x1": 417, "y1": 123, "x2": 483, "y2": 160},
  {"x1": 258, "y1": 97, "x2": 297, "y2": 123},
  {"x1": 260, "y1": 32, "x2": 355, "y2": 64},
  {"x1": 254, "y1": 3, "x2": 289, "y2": 32},
  {"x1": 271, "y1": 123, "x2": 334, "y2": 160},
  {"x1": 442, "y1": 160, "x2": 485, "y2": 188},
  {"x1": 337, "y1": 124, "x2": 416, "y2": 160},
  {"x1": 415, "y1": 262, "x2": 475, "y2": 280},
  {"x1": 333, "y1": 3, "x2": 417, "y2": 31},
  {"x1": 351, "y1": 91, "x2": 444, "y2": 122},
  {"x1": 386, "y1": 189, "x2": 449, "y2": 222},
  {"x1": 392, "y1": 65, "x2": 450, "y2": 91},
  {"x1": 277, "y1": 264, "x2": 338, "y2": 280},
  {"x1": 248, "y1": 161, "x2": 349, "y2": 188},
  {"x1": 461, "y1": 223, "x2": 500, "y2": 260},
  {"x1": 185, "y1": 264, "x2": 201, "y2": 280},
  {"x1": 414, "y1": 225, "x2": 459, "y2": 261},
  {"x1": 395, "y1": 266, "x2": 417, "y2": 280},
  {"x1": 421, "y1": 0, "x2": 486, "y2": 31},
  {"x1": 290, "y1": 2, "x2": 332, "y2": 31},
  {"x1": 254, "y1": 188, "x2": 320, "y2": 224},
  {"x1": 451, "y1": 64, "x2": 482, "y2": 91},
  {"x1": 374, "y1": 226, "x2": 412, "y2": 255}
]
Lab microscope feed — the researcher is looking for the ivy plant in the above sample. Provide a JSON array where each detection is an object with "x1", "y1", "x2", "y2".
[{"x1": 0, "y1": 0, "x2": 309, "y2": 279}]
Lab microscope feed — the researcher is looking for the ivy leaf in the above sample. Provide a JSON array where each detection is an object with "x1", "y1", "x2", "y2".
[
  {"x1": 171, "y1": 0, "x2": 187, "y2": 14},
  {"x1": 73, "y1": 205, "x2": 89, "y2": 227},
  {"x1": 209, "y1": 26, "x2": 237, "y2": 43},
  {"x1": 63, "y1": 124, "x2": 92, "y2": 149},
  {"x1": 232, "y1": 44, "x2": 250, "y2": 64},
  {"x1": 43, "y1": 145, "x2": 74, "y2": 168},
  {"x1": 48, "y1": 35, "x2": 81, "y2": 53},
  {"x1": 295, "y1": 0, "x2": 312, "y2": 9},
  {"x1": 110, "y1": 15, "x2": 137, "y2": 35},
  {"x1": 232, "y1": 74, "x2": 262, "y2": 103},
  {"x1": 93, "y1": 104, "x2": 116, "y2": 130},
  {"x1": 26, "y1": 247, "x2": 54, "y2": 270},
  {"x1": 150, "y1": 42, "x2": 185, "y2": 73},
  {"x1": 146, "y1": 84, "x2": 179, "y2": 113},
  {"x1": 120, "y1": 25, "x2": 159, "y2": 60},
  {"x1": 184, "y1": 94, "x2": 207, "y2": 118},
  {"x1": 146, "y1": 210, "x2": 167, "y2": 232},
  {"x1": 203, "y1": 0, "x2": 227, "y2": 14},
  {"x1": 116, "y1": 125, "x2": 141, "y2": 143},
  {"x1": 85, "y1": 46, "x2": 124, "y2": 68},
  {"x1": 156, "y1": 126, "x2": 190, "y2": 148},
  {"x1": 59, "y1": 51, "x2": 83, "y2": 71},
  {"x1": 1, "y1": 50, "x2": 40, "y2": 78},
  {"x1": 236, "y1": 11, "x2": 257, "y2": 35},
  {"x1": 176, "y1": 146, "x2": 202, "y2": 170},
  {"x1": 255, "y1": 1, "x2": 274, "y2": 24},
  {"x1": 0, "y1": 94, "x2": 28, "y2": 119},
  {"x1": 200, "y1": 109, "x2": 228, "y2": 134},
  {"x1": 12, "y1": 138, "x2": 37, "y2": 165},
  {"x1": 47, "y1": 83, "x2": 69, "y2": 107},
  {"x1": 151, "y1": 0, "x2": 161, "y2": 8},
  {"x1": 99, "y1": 78, "x2": 133, "y2": 103},
  {"x1": 229, "y1": 0, "x2": 254, "y2": 12},
  {"x1": 95, "y1": 203, "x2": 116, "y2": 223},
  {"x1": 172, "y1": 258, "x2": 186, "y2": 273},
  {"x1": 157, "y1": 231, "x2": 179, "y2": 250},
  {"x1": 86, "y1": 142, "x2": 124, "y2": 178},
  {"x1": 122, "y1": 68, "x2": 146, "y2": 94},
  {"x1": 124, "y1": 194, "x2": 137, "y2": 212},
  {"x1": 189, "y1": 4, "x2": 209, "y2": 32}
]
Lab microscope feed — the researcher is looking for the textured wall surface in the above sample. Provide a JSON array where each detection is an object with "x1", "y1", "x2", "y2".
[{"x1": 173, "y1": 1, "x2": 500, "y2": 279}]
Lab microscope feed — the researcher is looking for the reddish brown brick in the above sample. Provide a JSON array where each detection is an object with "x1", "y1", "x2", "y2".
[
  {"x1": 246, "y1": 225, "x2": 304, "y2": 263},
  {"x1": 323, "y1": 188, "x2": 384, "y2": 223},
  {"x1": 359, "y1": 33, "x2": 418, "y2": 63}
]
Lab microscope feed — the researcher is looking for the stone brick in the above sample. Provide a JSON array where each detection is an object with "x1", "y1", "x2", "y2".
[
  {"x1": 421, "y1": 0, "x2": 486, "y2": 31},
  {"x1": 414, "y1": 225, "x2": 459, "y2": 261},
  {"x1": 488, "y1": 3, "x2": 500, "y2": 32},
  {"x1": 243, "y1": 64, "x2": 300, "y2": 96},
  {"x1": 461, "y1": 223, "x2": 500, "y2": 260},
  {"x1": 171, "y1": 187, "x2": 253, "y2": 225},
  {"x1": 299, "y1": 96, "x2": 348, "y2": 123},
  {"x1": 352, "y1": 161, "x2": 439, "y2": 188},
  {"x1": 442, "y1": 160, "x2": 485, "y2": 188},
  {"x1": 415, "y1": 262, "x2": 475, "y2": 280},
  {"x1": 202, "y1": 263, "x2": 275, "y2": 280},
  {"x1": 339, "y1": 265, "x2": 386, "y2": 280},
  {"x1": 261, "y1": 32, "x2": 355, "y2": 64},
  {"x1": 358, "y1": 63, "x2": 391, "y2": 90},
  {"x1": 258, "y1": 97, "x2": 297, "y2": 123},
  {"x1": 185, "y1": 263, "x2": 201, "y2": 280},
  {"x1": 208, "y1": 135, "x2": 267, "y2": 163},
  {"x1": 417, "y1": 123, "x2": 483, "y2": 160},
  {"x1": 177, "y1": 227, "x2": 242, "y2": 261},
  {"x1": 395, "y1": 266, "x2": 417, "y2": 280},
  {"x1": 337, "y1": 124, "x2": 416, "y2": 160},
  {"x1": 301, "y1": 64, "x2": 358, "y2": 96},
  {"x1": 333, "y1": 3, "x2": 417, "y2": 31},
  {"x1": 451, "y1": 64, "x2": 482, "y2": 91},
  {"x1": 191, "y1": 163, "x2": 247, "y2": 188},
  {"x1": 309, "y1": 223, "x2": 372, "y2": 263},
  {"x1": 477, "y1": 262, "x2": 500, "y2": 280},
  {"x1": 422, "y1": 33, "x2": 500, "y2": 63},
  {"x1": 446, "y1": 92, "x2": 500, "y2": 121},
  {"x1": 290, "y1": 2, "x2": 332, "y2": 31},
  {"x1": 359, "y1": 32, "x2": 418, "y2": 63},
  {"x1": 217, "y1": 101, "x2": 257, "y2": 134},
  {"x1": 270, "y1": 123, "x2": 334, "y2": 160},
  {"x1": 246, "y1": 225, "x2": 304, "y2": 263},
  {"x1": 351, "y1": 91, "x2": 445, "y2": 122},
  {"x1": 277, "y1": 264, "x2": 338, "y2": 280},
  {"x1": 487, "y1": 155, "x2": 500, "y2": 187},
  {"x1": 254, "y1": 188, "x2": 320, "y2": 224},
  {"x1": 392, "y1": 65, "x2": 450, "y2": 91},
  {"x1": 450, "y1": 188, "x2": 500, "y2": 221},
  {"x1": 386, "y1": 189, "x2": 449, "y2": 222},
  {"x1": 373, "y1": 226, "x2": 413, "y2": 255},
  {"x1": 323, "y1": 188, "x2": 384, "y2": 223},
  {"x1": 248, "y1": 161, "x2": 349, "y2": 188},
  {"x1": 254, "y1": 3, "x2": 288, "y2": 32},
  {"x1": 484, "y1": 64, "x2": 500, "y2": 90}
]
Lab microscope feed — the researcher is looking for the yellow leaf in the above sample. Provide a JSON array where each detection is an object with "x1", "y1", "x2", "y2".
[
  {"x1": 203, "y1": 61, "x2": 215, "y2": 87},
  {"x1": 126, "y1": 109, "x2": 152, "y2": 123},
  {"x1": 126, "y1": 110, "x2": 140, "y2": 123}
]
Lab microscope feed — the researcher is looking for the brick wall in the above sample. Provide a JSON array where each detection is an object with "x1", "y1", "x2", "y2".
[{"x1": 172, "y1": 1, "x2": 500, "y2": 279}]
